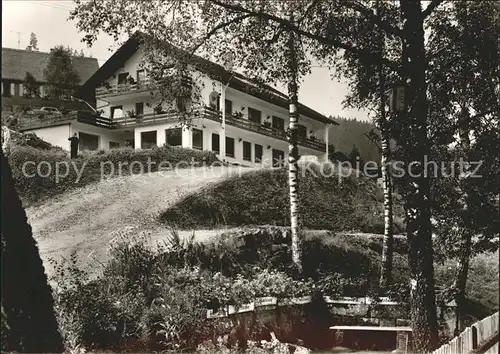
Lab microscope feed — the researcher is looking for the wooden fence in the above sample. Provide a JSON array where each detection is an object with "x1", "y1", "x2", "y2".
[{"x1": 431, "y1": 311, "x2": 498, "y2": 354}]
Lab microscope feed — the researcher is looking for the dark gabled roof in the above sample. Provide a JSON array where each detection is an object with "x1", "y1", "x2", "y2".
[
  {"x1": 78, "y1": 33, "x2": 338, "y2": 125},
  {"x1": 1, "y1": 47, "x2": 99, "y2": 84}
]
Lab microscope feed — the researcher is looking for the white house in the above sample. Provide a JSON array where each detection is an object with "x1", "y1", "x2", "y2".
[{"x1": 19, "y1": 33, "x2": 338, "y2": 166}]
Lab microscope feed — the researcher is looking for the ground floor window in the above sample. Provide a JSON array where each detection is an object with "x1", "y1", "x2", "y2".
[
  {"x1": 79, "y1": 132, "x2": 99, "y2": 151},
  {"x1": 192, "y1": 128, "x2": 203, "y2": 150},
  {"x1": 243, "y1": 141, "x2": 251, "y2": 161},
  {"x1": 212, "y1": 133, "x2": 220, "y2": 153},
  {"x1": 109, "y1": 141, "x2": 120, "y2": 149},
  {"x1": 272, "y1": 148, "x2": 285, "y2": 167},
  {"x1": 254, "y1": 144, "x2": 263, "y2": 163},
  {"x1": 226, "y1": 137, "x2": 235, "y2": 158},
  {"x1": 141, "y1": 131, "x2": 157, "y2": 149},
  {"x1": 166, "y1": 128, "x2": 182, "y2": 146}
]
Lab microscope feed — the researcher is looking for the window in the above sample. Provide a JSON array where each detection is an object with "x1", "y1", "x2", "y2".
[
  {"x1": 79, "y1": 132, "x2": 99, "y2": 151},
  {"x1": 135, "y1": 102, "x2": 144, "y2": 116},
  {"x1": 192, "y1": 128, "x2": 203, "y2": 150},
  {"x1": 136, "y1": 69, "x2": 146, "y2": 83},
  {"x1": 166, "y1": 128, "x2": 182, "y2": 146},
  {"x1": 110, "y1": 106, "x2": 123, "y2": 119},
  {"x1": 248, "y1": 107, "x2": 261, "y2": 124},
  {"x1": 243, "y1": 141, "x2": 251, "y2": 161},
  {"x1": 254, "y1": 144, "x2": 263, "y2": 163},
  {"x1": 298, "y1": 124, "x2": 307, "y2": 139},
  {"x1": 141, "y1": 131, "x2": 157, "y2": 149},
  {"x1": 2, "y1": 81, "x2": 10, "y2": 97},
  {"x1": 14, "y1": 83, "x2": 20, "y2": 97},
  {"x1": 272, "y1": 149, "x2": 285, "y2": 167},
  {"x1": 212, "y1": 133, "x2": 220, "y2": 153},
  {"x1": 225, "y1": 99, "x2": 233, "y2": 115},
  {"x1": 226, "y1": 137, "x2": 235, "y2": 157},
  {"x1": 118, "y1": 73, "x2": 129, "y2": 85},
  {"x1": 109, "y1": 142, "x2": 120, "y2": 149},
  {"x1": 272, "y1": 116, "x2": 285, "y2": 130}
]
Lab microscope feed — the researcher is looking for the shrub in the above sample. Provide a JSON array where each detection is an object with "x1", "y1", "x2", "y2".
[
  {"x1": 8, "y1": 144, "x2": 219, "y2": 205},
  {"x1": 161, "y1": 167, "x2": 403, "y2": 233}
]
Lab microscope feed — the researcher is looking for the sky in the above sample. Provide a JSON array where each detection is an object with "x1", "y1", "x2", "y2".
[{"x1": 2, "y1": 0, "x2": 370, "y2": 122}]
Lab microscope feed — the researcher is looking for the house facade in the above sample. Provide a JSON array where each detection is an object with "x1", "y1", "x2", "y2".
[
  {"x1": 19, "y1": 34, "x2": 337, "y2": 165},
  {"x1": 1, "y1": 47, "x2": 99, "y2": 113}
]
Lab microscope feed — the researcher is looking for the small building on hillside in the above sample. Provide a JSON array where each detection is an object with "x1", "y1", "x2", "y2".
[
  {"x1": 18, "y1": 33, "x2": 338, "y2": 165},
  {"x1": 1, "y1": 47, "x2": 99, "y2": 113}
]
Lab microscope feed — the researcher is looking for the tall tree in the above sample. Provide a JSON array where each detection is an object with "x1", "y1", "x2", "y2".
[
  {"x1": 285, "y1": 11, "x2": 302, "y2": 272},
  {"x1": 375, "y1": 1, "x2": 394, "y2": 290},
  {"x1": 427, "y1": 0, "x2": 500, "y2": 334},
  {"x1": 43, "y1": 45, "x2": 81, "y2": 100},
  {"x1": 1, "y1": 149, "x2": 64, "y2": 352},
  {"x1": 25, "y1": 32, "x2": 38, "y2": 51}
]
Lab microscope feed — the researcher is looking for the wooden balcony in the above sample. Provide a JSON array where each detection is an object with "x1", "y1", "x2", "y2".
[
  {"x1": 18, "y1": 106, "x2": 329, "y2": 153},
  {"x1": 202, "y1": 107, "x2": 327, "y2": 152},
  {"x1": 96, "y1": 79, "x2": 154, "y2": 98},
  {"x1": 96, "y1": 76, "x2": 193, "y2": 98},
  {"x1": 18, "y1": 110, "x2": 113, "y2": 131}
]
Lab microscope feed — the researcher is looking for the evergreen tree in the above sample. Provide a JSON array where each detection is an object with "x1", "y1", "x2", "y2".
[{"x1": 25, "y1": 32, "x2": 38, "y2": 51}]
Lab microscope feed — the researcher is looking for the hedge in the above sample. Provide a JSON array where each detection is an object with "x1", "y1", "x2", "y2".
[{"x1": 7, "y1": 144, "x2": 219, "y2": 205}]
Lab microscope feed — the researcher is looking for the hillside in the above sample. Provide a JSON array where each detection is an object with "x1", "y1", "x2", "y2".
[
  {"x1": 160, "y1": 165, "x2": 406, "y2": 233},
  {"x1": 25, "y1": 166, "x2": 254, "y2": 278}
]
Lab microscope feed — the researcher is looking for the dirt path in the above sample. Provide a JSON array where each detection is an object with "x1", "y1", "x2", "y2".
[{"x1": 26, "y1": 165, "x2": 255, "y2": 278}]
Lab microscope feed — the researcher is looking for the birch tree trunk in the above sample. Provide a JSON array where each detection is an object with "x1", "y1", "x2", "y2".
[
  {"x1": 400, "y1": 0, "x2": 439, "y2": 351},
  {"x1": 379, "y1": 125, "x2": 394, "y2": 289},
  {"x1": 376, "y1": 1, "x2": 394, "y2": 291},
  {"x1": 286, "y1": 14, "x2": 302, "y2": 273}
]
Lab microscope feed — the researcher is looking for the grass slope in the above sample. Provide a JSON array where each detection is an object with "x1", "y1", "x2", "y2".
[{"x1": 161, "y1": 167, "x2": 405, "y2": 233}]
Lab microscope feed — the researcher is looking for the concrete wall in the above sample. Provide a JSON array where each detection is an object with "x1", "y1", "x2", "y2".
[{"x1": 24, "y1": 124, "x2": 72, "y2": 150}]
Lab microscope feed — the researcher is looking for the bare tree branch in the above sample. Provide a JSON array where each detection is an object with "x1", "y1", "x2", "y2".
[
  {"x1": 190, "y1": 13, "x2": 255, "y2": 54},
  {"x1": 347, "y1": 1, "x2": 403, "y2": 38},
  {"x1": 209, "y1": 0, "x2": 402, "y2": 75},
  {"x1": 422, "y1": 0, "x2": 445, "y2": 19}
]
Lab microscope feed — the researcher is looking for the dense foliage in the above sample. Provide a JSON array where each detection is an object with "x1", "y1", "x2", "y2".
[
  {"x1": 51, "y1": 227, "x2": 411, "y2": 352},
  {"x1": 43, "y1": 45, "x2": 81, "y2": 99}
]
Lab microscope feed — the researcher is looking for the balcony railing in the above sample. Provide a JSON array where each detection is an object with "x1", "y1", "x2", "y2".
[
  {"x1": 202, "y1": 107, "x2": 327, "y2": 152},
  {"x1": 96, "y1": 76, "x2": 194, "y2": 98},
  {"x1": 18, "y1": 110, "x2": 113, "y2": 131},
  {"x1": 18, "y1": 106, "x2": 329, "y2": 153},
  {"x1": 112, "y1": 111, "x2": 181, "y2": 128},
  {"x1": 96, "y1": 79, "x2": 154, "y2": 97}
]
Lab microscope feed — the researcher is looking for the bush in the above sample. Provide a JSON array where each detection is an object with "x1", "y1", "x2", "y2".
[
  {"x1": 8, "y1": 144, "x2": 219, "y2": 205},
  {"x1": 161, "y1": 167, "x2": 404, "y2": 233}
]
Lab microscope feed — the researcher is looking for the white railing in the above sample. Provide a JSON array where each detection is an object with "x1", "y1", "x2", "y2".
[{"x1": 431, "y1": 311, "x2": 498, "y2": 354}]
